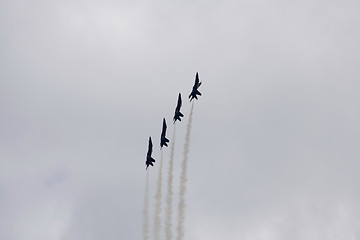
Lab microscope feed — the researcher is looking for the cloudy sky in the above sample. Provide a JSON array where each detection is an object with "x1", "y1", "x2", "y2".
[{"x1": 1, "y1": 0, "x2": 360, "y2": 239}]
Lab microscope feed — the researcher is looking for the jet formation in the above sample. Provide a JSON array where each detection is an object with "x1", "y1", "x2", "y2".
[{"x1": 145, "y1": 72, "x2": 202, "y2": 169}]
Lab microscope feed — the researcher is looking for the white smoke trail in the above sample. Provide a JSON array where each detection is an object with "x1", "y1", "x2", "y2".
[
  {"x1": 153, "y1": 150, "x2": 164, "y2": 240},
  {"x1": 165, "y1": 126, "x2": 176, "y2": 240},
  {"x1": 176, "y1": 103, "x2": 194, "y2": 240},
  {"x1": 143, "y1": 171, "x2": 150, "y2": 240}
]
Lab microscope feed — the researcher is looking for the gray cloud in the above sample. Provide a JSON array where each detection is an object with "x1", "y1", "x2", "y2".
[{"x1": 1, "y1": 0, "x2": 360, "y2": 239}]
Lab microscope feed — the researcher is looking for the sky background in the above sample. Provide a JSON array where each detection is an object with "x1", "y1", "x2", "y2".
[{"x1": 1, "y1": 0, "x2": 360, "y2": 239}]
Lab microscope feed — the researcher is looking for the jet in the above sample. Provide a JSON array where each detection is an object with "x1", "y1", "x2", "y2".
[
  {"x1": 160, "y1": 118, "x2": 169, "y2": 148},
  {"x1": 189, "y1": 72, "x2": 202, "y2": 101},
  {"x1": 145, "y1": 137, "x2": 155, "y2": 169},
  {"x1": 173, "y1": 93, "x2": 184, "y2": 123}
]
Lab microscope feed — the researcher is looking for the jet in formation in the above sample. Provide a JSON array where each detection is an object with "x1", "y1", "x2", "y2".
[
  {"x1": 160, "y1": 118, "x2": 169, "y2": 148},
  {"x1": 173, "y1": 93, "x2": 184, "y2": 123},
  {"x1": 189, "y1": 72, "x2": 202, "y2": 102},
  {"x1": 145, "y1": 137, "x2": 155, "y2": 169}
]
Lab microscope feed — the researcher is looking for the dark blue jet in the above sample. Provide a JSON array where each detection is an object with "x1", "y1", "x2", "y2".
[
  {"x1": 160, "y1": 118, "x2": 169, "y2": 148},
  {"x1": 145, "y1": 137, "x2": 155, "y2": 169},
  {"x1": 173, "y1": 93, "x2": 184, "y2": 123},
  {"x1": 189, "y1": 72, "x2": 202, "y2": 101}
]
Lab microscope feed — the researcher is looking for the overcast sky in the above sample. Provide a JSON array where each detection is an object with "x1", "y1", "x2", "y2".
[{"x1": 1, "y1": 0, "x2": 360, "y2": 239}]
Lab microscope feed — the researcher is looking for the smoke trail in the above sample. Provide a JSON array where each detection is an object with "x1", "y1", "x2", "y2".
[
  {"x1": 176, "y1": 103, "x2": 194, "y2": 240},
  {"x1": 142, "y1": 171, "x2": 150, "y2": 240},
  {"x1": 165, "y1": 126, "x2": 176, "y2": 240},
  {"x1": 153, "y1": 150, "x2": 163, "y2": 240}
]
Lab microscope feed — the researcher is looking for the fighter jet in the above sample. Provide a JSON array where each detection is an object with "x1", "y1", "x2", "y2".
[
  {"x1": 160, "y1": 118, "x2": 169, "y2": 148},
  {"x1": 173, "y1": 93, "x2": 184, "y2": 123},
  {"x1": 189, "y1": 72, "x2": 202, "y2": 101},
  {"x1": 145, "y1": 137, "x2": 155, "y2": 169}
]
